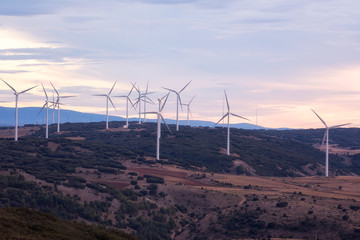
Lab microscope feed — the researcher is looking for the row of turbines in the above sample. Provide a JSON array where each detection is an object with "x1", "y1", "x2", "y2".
[{"x1": 0, "y1": 78, "x2": 351, "y2": 177}]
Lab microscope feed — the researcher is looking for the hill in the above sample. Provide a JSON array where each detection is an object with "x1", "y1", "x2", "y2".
[
  {"x1": 0, "y1": 207, "x2": 136, "y2": 240},
  {"x1": 0, "y1": 106, "x2": 268, "y2": 129},
  {"x1": 0, "y1": 122, "x2": 359, "y2": 239}
]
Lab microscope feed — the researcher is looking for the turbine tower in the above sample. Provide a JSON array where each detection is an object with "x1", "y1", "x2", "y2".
[
  {"x1": 114, "y1": 83, "x2": 136, "y2": 128},
  {"x1": 181, "y1": 96, "x2": 195, "y2": 126},
  {"x1": 1, "y1": 78, "x2": 37, "y2": 141},
  {"x1": 163, "y1": 80, "x2": 191, "y2": 131},
  {"x1": 93, "y1": 81, "x2": 117, "y2": 129},
  {"x1": 215, "y1": 90, "x2": 250, "y2": 156},
  {"x1": 143, "y1": 93, "x2": 171, "y2": 160},
  {"x1": 39, "y1": 83, "x2": 50, "y2": 139},
  {"x1": 311, "y1": 109, "x2": 351, "y2": 177},
  {"x1": 50, "y1": 82, "x2": 75, "y2": 132}
]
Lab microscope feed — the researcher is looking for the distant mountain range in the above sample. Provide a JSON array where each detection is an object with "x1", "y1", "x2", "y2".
[{"x1": 0, "y1": 107, "x2": 287, "y2": 130}]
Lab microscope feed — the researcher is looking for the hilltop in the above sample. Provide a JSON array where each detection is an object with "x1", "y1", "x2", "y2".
[
  {"x1": 0, "y1": 121, "x2": 359, "y2": 239},
  {"x1": 0, "y1": 106, "x2": 267, "y2": 129}
]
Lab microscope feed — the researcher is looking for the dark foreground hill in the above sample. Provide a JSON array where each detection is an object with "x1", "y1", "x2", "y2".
[{"x1": 0, "y1": 207, "x2": 136, "y2": 240}]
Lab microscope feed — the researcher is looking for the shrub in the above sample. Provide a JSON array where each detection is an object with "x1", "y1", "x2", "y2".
[{"x1": 276, "y1": 202, "x2": 288, "y2": 208}]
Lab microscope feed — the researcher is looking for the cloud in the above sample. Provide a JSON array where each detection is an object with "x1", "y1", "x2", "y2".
[
  {"x1": 0, "y1": 70, "x2": 29, "y2": 74},
  {"x1": 135, "y1": 0, "x2": 200, "y2": 5},
  {"x1": 0, "y1": 47, "x2": 97, "y2": 62},
  {"x1": 0, "y1": 0, "x2": 68, "y2": 16}
]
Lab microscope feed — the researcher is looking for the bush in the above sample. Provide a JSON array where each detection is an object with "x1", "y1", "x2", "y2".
[
  {"x1": 350, "y1": 205, "x2": 360, "y2": 211},
  {"x1": 276, "y1": 202, "x2": 288, "y2": 208},
  {"x1": 144, "y1": 175, "x2": 164, "y2": 184}
]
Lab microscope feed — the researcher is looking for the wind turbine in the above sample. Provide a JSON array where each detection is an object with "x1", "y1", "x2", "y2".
[
  {"x1": 143, "y1": 93, "x2": 171, "y2": 160},
  {"x1": 142, "y1": 82, "x2": 154, "y2": 123},
  {"x1": 215, "y1": 90, "x2": 250, "y2": 156},
  {"x1": 1, "y1": 78, "x2": 37, "y2": 141},
  {"x1": 50, "y1": 82, "x2": 75, "y2": 132},
  {"x1": 114, "y1": 83, "x2": 136, "y2": 128},
  {"x1": 181, "y1": 96, "x2": 195, "y2": 126},
  {"x1": 52, "y1": 92, "x2": 55, "y2": 124},
  {"x1": 92, "y1": 81, "x2": 117, "y2": 129},
  {"x1": 132, "y1": 84, "x2": 154, "y2": 124},
  {"x1": 163, "y1": 80, "x2": 191, "y2": 131},
  {"x1": 39, "y1": 83, "x2": 50, "y2": 139},
  {"x1": 311, "y1": 109, "x2": 351, "y2": 177}
]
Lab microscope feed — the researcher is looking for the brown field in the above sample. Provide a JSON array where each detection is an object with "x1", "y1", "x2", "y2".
[{"x1": 0, "y1": 126, "x2": 40, "y2": 138}]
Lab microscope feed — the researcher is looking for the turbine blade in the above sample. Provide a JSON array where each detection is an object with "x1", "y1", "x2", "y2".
[
  {"x1": 41, "y1": 83, "x2": 48, "y2": 99},
  {"x1": 311, "y1": 109, "x2": 327, "y2": 127},
  {"x1": 19, "y1": 85, "x2": 37, "y2": 94},
  {"x1": 108, "y1": 81, "x2": 117, "y2": 95},
  {"x1": 114, "y1": 95, "x2": 127, "y2": 98},
  {"x1": 189, "y1": 107, "x2": 193, "y2": 118},
  {"x1": 59, "y1": 95, "x2": 76, "y2": 98},
  {"x1": 141, "y1": 98, "x2": 154, "y2": 104},
  {"x1": 330, "y1": 123, "x2": 351, "y2": 128},
  {"x1": 145, "y1": 82, "x2": 149, "y2": 93},
  {"x1": 160, "y1": 93, "x2": 170, "y2": 112},
  {"x1": 161, "y1": 92, "x2": 169, "y2": 101},
  {"x1": 178, "y1": 94, "x2": 183, "y2": 111},
  {"x1": 93, "y1": 94, "x2": 108, "y2": 96},
  {"x1": 160, "y1": 114, "x2": 172, "y2": 134},
  {"x1": 162, "y1": 87, "x2": 177, "y2": 94},
  {"x1": 321, "y1": 130, "x2": 327, "y2": 147},
  {"x1": 39, "y1": 102, "x2": 47, "y2": 114},
  {"x1": 128, "y1": 83, "x2": 135, "y2": 96},
  {"x1": 179, "y1": 80, "x2": 191, "y2": 93},
  {"x1": 50, "y1": 81, "x2": 59, "y2": 96},
  {"x1": 143, "y1": 111, "x2": 158, "y2": 115},
  {"x1": 189, "y1": 95, "x2": 195, "y2": 105},
  {"x1": 230, "y1": 113, "x2": 250, "y2": 121},
  {"x1": 144, "y1": 95, "x2": 154, "y2": 104},
  {"x1": 131, "y1": 82, "x2": 139, "y2": 93},
  {"x1": 214, "y1": 113, "x2": 229, "y2": 126},
  {"x1": 1, "y1": 78, "x2": 16, "y2": 93},
  {"x1": 224, "y1": 90, "x2": 230, "y2": 111},
  {"x1": 108, "y1": 97, "x2": 117, "y2": 111},
  {"x1": 128, "y1": 97, "x2": 136, "y2": 109}
]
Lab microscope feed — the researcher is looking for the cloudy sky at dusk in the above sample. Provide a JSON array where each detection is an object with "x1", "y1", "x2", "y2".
[{"x1": 0, "y1": 0, "x2": 360, "y2": 128}]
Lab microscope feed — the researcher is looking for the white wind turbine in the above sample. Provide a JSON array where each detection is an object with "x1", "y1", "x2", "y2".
[
  {"x1": 311, "y1": 109, "x2": 351, "y2": 177},
  {"x1": 50, "y1": 82, "x2": 75, "y2": 132},
  {"x1": 39, "y1": 83, "x2": 50, "y2": 139},
  {"x1": 1, "y1": 78, "x2": 37, "y2": 141},
  {"x1": 143, "y1": 93, "x2": 171, "y2": 160},
  {"x1": 114, "y1": 83, "x2": 136, "y2": 128},
  {"x1": 93, "y1": 81, "x2": 117, "y2": 130},
  {"x1": 215, "y1": 90, "x2": 250, "y2": 156},
  {"x1": 134, "y1": 85, "x2": 153, "y2": 124},
  {"x1": 142, "y1": 82, "x2": 154, "y2": 123},
  {"x1": 163, "y1": 80, "x2": 191, "y2": 131},
  {"x1": 133, "y1": 85, "x2": 142, "y2": 124},
  {"x1": 181, "y1": 96, "x2": 195, "y2": 126}
]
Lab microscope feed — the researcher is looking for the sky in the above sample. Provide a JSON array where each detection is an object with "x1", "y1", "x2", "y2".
[{"x1": 0, "y1": 0, "x2": 360, "y2": 128}]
